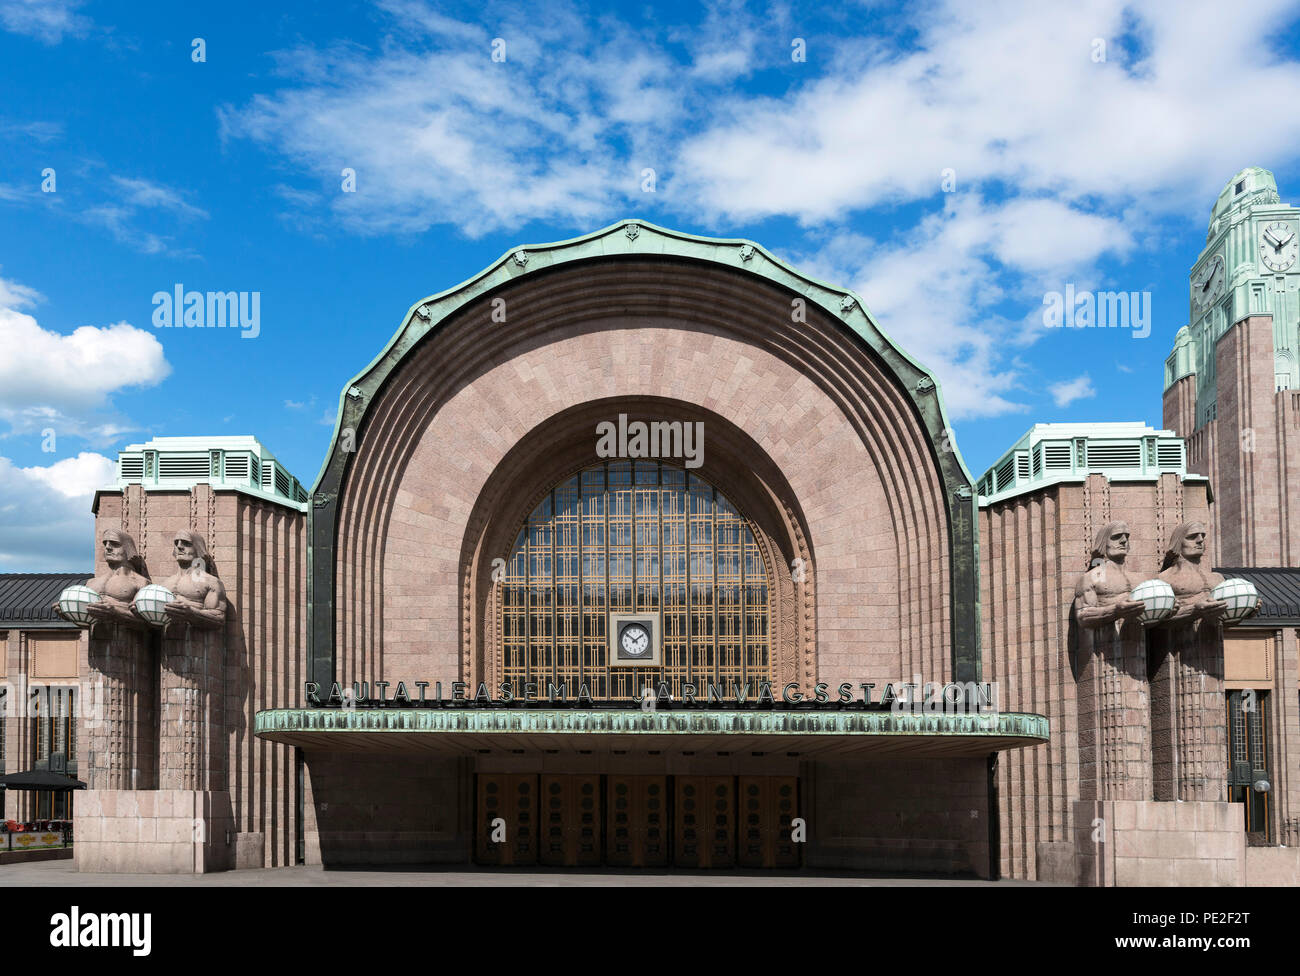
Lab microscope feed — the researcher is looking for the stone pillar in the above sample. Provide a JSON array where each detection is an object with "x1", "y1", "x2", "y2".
[
  {"x1": 1172, "y1": 621, "x2": 1227, "y2": 802},
  {"x1": 160, "y1": 628, "x2": 226, "y2": 791},
  {"x1": 1148, "y1": 635, "x2": 1177, "y2": 801},
  {"x1": 1077, "y1": 619, "x2": 1150, "y2": 801},
  {"x1": 85, "y1": 625, "x2": 158, "y2": 791}
]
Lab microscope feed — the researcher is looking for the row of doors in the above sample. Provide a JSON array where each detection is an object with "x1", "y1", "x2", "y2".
[{"x1": 475, "y1": 773, "x2": 800, "y2": 868}]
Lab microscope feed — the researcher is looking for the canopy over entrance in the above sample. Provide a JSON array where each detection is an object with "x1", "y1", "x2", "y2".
[{"x1": 255, "y1": 708, "x2": 1047, "y2": 759}]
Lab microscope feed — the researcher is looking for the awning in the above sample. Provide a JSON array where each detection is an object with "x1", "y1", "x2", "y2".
[
  {"x1": 0, "y1": 769, "x2": 86, "y2": 791},
  {"x1": 255, "y1": 708, "x2": 1049, "y2": 758}
]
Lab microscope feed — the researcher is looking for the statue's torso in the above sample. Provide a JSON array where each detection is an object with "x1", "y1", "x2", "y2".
[
  {"x1": 1159, "y1": 562, "x2": 1221, "y2": 603},
  {"x1": 93, "y1": 569, "x2": 145, "y2": 602},
  {"x1": 168, "y1": 571, "x2": 217, "y2": 605},
  {"x1": 1085, "y1": 560, "x2": 1136, "y2": 604}
]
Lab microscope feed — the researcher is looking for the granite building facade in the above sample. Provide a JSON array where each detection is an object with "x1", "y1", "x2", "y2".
[{"x1": 11, "y1": 209, "x2": 1297, "y2": 883}]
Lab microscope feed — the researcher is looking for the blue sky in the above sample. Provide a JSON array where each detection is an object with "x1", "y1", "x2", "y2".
[{"x1": 3, "y1": 0, "x2": 1300, "y2": 570}]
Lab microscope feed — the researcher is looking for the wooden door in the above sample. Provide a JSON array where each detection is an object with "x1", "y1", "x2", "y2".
[
  {"x1": 475, "y1": 774, "x2": 538, "y2": 865},
  {"x1": 674, "y1": 776, "x2": 735, "y2": 868},
  {"x1": 738, "y1": 776, "x2": 800, "y2": 868},
  {"x1": 540, "y1": 774, "x2": 601, "y2": 866},
  {"x1": 605, "y1": 774, "x2": 669, "y2": 867}
]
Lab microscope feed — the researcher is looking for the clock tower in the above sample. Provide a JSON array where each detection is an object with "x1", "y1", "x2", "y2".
[{"x1": 1164, "y1": 166, "x2": 1300, "y2": 564}]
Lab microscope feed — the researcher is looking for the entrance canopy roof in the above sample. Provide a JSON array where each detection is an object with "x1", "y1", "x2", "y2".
[{"x1": 255, "y1": 708, "x2": 1048, "y2": 759}]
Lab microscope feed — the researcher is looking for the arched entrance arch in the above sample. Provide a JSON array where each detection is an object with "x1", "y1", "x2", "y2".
[
  {"x1": 310, "y1": 220, "x2": 979, "y2": 695},
  {"x1": 459, "y1": 397, "x2": 815, "y2": 696}
]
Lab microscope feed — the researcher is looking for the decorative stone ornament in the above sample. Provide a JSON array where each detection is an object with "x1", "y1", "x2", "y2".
[
  {"x1": 625, "y1": 222, "x2": 640, "y2": 241},
  {"x1": 512, "y1": 249, "x2": 528, "y2": 267},
  {"x1": 415, "y1": 304, "x2": 432, "y2": 321},
  {"x1": 1211, "y1": 577, "x2": 1260, "y2": 623},
  {"x1": 56, "y1": 585, "x2": 101, "y2": 625},
  {"x1": 133, "y1": 584, "x2": 177, "y2": 626},
  {"x1": 1130, "y1": 578, "x2": 1176, "y2": 625},
  {"x1": 839, "y1": 295, "x2": 856, "y2": 312},
  {"x1": 738, "y1": 244, "x2": 755, "y2": 262}
]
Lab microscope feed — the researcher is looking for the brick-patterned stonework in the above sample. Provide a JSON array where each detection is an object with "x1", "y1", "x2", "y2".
[
  {"x1": 303, "y1": 753, "x2": 468, "y2": 866},
  {"x1": 805, "y1": 758, "x2": 989, "y2": 876},
  {"x1": 1214, "y1": 315, "x2": 1282, "y2": 565},
  {"x1": 81, "y1": 487, "x2": 306, "y2": 871},
  {"x1": 981, "y1": 474, "x2": 1220, "y2": 881},
  {"x1": 1075, "y1": 800, "x2": 1244, "y2": 886},
  {"x1": 75, "y1": 789, "x2": 233, "y2": 874}
]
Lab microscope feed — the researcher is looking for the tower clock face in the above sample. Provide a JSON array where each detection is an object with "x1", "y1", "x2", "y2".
[
  {"x1": 1260, "y1": 221, "x2": 1297, "y2": 272},
  {"x1": 619, "y1": 623, "x2": 650, "y2": 657},
  {"x1": 1192, "y1": 254, "x2": 1226, "y2": 310}
]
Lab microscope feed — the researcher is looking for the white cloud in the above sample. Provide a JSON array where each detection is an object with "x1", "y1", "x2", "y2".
[
  {"x1": 0, "y1": 452, "x2": 113, "y2": 571},
  {"x1": 109, "y1": 176, "x2": 209, "y2": 220},
  {"x1": 0, "y1": 275, "x2": 170, "y2": 438},
  {"x1": 676, "y1": 0, "x2": 1300, "y2": 223},
  {"x1": 1049, "y1": 373, "x2": 1097, "y2": 407},
  {"x1": 0, "y1": 0, "x2": 90, "y2": 44},
  {"x1": 783, "y1": 195, "x2": 1131, "y2": 417},
  {"x1": 217, "y1": 0, "x2": 1300, "y2": 414}
]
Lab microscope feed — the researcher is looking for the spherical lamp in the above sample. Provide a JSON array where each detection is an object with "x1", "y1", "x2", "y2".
[
  {"x1": 1130, "y1": 578, "x2": 1176, "y2": 625},
  {"x1": 132, "y1": 584, "x2": 176, "y2": 626},
  {"x1": 1212, "y1": 578, "x2": 1260, "y2": 623},
  {"x1": 56, "y1": 585, "x2": 101, "y2": 625}
]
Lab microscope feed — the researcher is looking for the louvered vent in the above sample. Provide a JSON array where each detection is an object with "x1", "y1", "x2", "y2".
[
  {"x1": 1042, "y1": 444, "x2": 1072, "y2": 470},
  {"x1": 995, "y1": 457, "x2": 1016, "y2": 491},
  {"x1": 1031, "y1": 445, "x2": 1042, "y2": 476},
  {"x1": 250, "y1": 455, "x2": 260, "y2": 485},
  {"x1": 262, "y1": 463, "x2": 274, "y2": 489},
  {"x1": 1016, "y1": 453, "x2": 1030, "y2": 480},
  {"x1": 1086, "y1": 443, "x2": 1142, "y2": 468},
  {"x1": 1157, "y1": 442, "x2": 1183, "y2": 469},
  {"x1": 224, "y1": 454, "x2": 249, "y2": 479},
  {"x1": 275, "y1": 469, "x2": 291, "y2": 498},
  {"x1": 159, "y1": 455, "x2": 211, "y2": 479},
  {"x1": 119, "y1": 456, "x2": 144, "y2": 480}
]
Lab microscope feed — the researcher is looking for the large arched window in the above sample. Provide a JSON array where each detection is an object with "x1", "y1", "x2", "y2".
[{"x1": 501, "y1": 461, "x2": 770, "y2": 700}]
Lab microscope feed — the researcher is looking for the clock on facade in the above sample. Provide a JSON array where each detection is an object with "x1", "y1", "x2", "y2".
[
  {"x1": 609, "y1": 613, "x2": 660, "y2": 667},
  {"x1": 1260, "y1": 220, "x2": 1298, "y2": 272},
  {"x1": 1192, "y1": 254, "x2": 1226, "y2": 311}
]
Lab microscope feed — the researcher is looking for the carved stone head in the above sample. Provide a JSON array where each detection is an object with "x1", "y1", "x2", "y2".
[
  {"x1": 1089, "y1": 521, "x2": 1131, "y2": 567},
  {"x1": 1161, "y1": 522, "x2": 1207, "y2": 571},
  {"x1": 100, "y1": 528, "x2": 142, "y2": 571},
  {"x1": 172, "y1": 529, "x2": 214, "y2": 575}
]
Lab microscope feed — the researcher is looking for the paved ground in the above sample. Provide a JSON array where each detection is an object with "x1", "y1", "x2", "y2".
[{"x1": 2, "y1": 859, "x2": 1055, "y2": 886}]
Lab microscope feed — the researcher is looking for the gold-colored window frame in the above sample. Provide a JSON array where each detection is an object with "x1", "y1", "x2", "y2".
[{"x1": 500, "y1": 460, "x2": 771, "y2": 700}]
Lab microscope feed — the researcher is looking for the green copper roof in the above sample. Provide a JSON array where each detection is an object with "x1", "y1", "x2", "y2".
[
  {"x1": 1209, "y1": 166, "x2": 1280, "y2": 233},
  {"x1": 111, "y1": 435, "x2": 308, "y2": 511},
  {"x1": 312, "y1": 218, "x2": 975, "y2": 490},
  {"x1": 255, "y1": 707, "x2": 1049, "y2": 746},
  {"x1": 978, "y1": 422, "x2": 1201, "y2": 506}
]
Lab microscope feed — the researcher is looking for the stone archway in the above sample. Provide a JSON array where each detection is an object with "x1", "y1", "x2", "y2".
[{"x1": 458, "y1": 397, "x2": 816, "y2": 693}]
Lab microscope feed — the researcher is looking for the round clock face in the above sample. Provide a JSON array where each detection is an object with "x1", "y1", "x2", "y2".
[
  {"x1": 1192, "y1": 254, "x2": 1226, "y2": 310},
  {"x1": 1260, "y1": 221, "x2": 1297, "y2": 272},
  {"x1": 619, "y1": 623, "x2": 650, "y2": 657}
]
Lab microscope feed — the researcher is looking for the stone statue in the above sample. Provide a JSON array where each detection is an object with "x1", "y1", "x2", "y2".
[
  {"x1": 1073, "y1": 521, "x2": 1146, "y2": 628},
  {"x1": 1158, "y1": 522, "x2": 1227, "y2": 622},
  {"x1": 56, "y1": 528, "x2": 150, "y2": 626},
  {"x1": 1072, "y1": 520, "x2": 1152, "y2": 800},
  {"x1": 159, "y1": 530, "x2": 228, "y2": 629}
]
